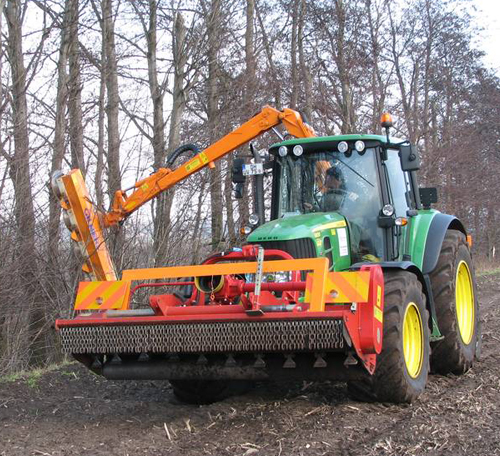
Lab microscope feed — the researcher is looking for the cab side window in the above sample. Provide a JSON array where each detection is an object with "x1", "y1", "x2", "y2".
[{"x1": 384, "y1": 150, "x2": 411, "y2": 216}]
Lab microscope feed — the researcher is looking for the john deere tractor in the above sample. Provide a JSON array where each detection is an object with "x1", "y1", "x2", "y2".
[{"x1": 53, "y1": 107, "x2": 480, "y2": 404}]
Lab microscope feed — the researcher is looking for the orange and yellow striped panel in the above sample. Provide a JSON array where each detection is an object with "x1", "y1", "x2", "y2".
[
  {"x1": 305, "y1": 271, "x2": 370, "y2": 304},
  {"x1": 74, "y1": 281, "x2": 131, "y2": 310}
]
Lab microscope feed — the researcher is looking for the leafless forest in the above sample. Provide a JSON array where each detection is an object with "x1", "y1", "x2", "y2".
[{"x1": 0, "y1": 0, "x2": 499, "y2": 373}]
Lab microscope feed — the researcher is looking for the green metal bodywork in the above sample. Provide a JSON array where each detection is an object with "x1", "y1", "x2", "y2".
[
  {"x1": 248, "y1": 212, "x2": 351, "y2": 271},
  {"x1": 248, "y1": 209, "x2": 440, "y2": 272},
  {"x1": 406, "y1": 209, "x2": 439, "y2": 269}
]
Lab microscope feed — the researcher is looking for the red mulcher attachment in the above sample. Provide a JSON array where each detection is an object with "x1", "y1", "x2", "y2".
[{"x1": 56, "y1": 246, "x2": 384, "y2": 381}]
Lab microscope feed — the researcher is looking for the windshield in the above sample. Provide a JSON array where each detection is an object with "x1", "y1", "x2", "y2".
[{"x1": 277, "y1": 149, "x2": 384, "y2": 259}]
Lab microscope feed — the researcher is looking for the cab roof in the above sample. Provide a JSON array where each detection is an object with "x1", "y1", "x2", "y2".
[{"x1": 270, "y1": 134, "x2": 390, "y2": 150}]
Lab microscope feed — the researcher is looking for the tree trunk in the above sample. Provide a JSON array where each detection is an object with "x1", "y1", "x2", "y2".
[
  {"x1": 206, "y1": 0, "x2": 223, "y2": 251},
  {"x1": 167, "y1": 13, "x2": 188, "y2": 153},
  {"x1": 290, "y1": 0, "x2": 299, "y2": 109},
  {"x1": 387, "y1": 2, "x2": 416, "y2": 142},
  {"x1": 68, "y1": 0, "x2": 85, "y2": 173},
  {"x1": 48, "y1": 0, "x2": 71, "y2": 270},
  {"x1": 153, "y1": 12, "x2": 187, "y2": 267},
  {"x1": 225, "y1": 155, "x2": 236, "y2": 246},
  {"x1": 244, "y1": 0, "x2": 256, "y2": 116},
  {"x1": 298, "y1": 0, "x2": 312, "y2": 120},
  {"x1": 335, "y1": 0, "x2": 354, "y2": 133},
  {"x1": 255, "y1": 2, "x2": 281, "y2": 108},
  {"x1": 95, "y1": 47, "x2": 106, "y2": 208},
  {"x1": 147, "y1": 0, "x2": 165, "y2": 169},
  {"x1": 365, "y1": 0, "x2": 385, "y2": 133},
  {"x1": 236, "y1": 0, "x2": 256, "y2": 234},
  {"x1": 102, "y1": 0, "x2": 123, "y2": 267},
  {"x1": 4, "y1": 0, "x2": 45, "y2": 366}
]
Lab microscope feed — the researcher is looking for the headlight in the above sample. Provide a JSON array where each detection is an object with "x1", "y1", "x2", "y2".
[
  {"x1": 248, "y1": 214, "x2": 259, "y2": 226},
  {"x1": 338, "y1": 141, "x2": 348, "y2": 153},
  {"x1": 278, "y1": 146, "x2": 288, "y2": 157},
  {"x1": 240, "y1": 226, "x2": 252, "y2": 235},
  {"x1": 354, "y1": 140, "x2": 365, "y2": 152},
  {"x1": 292, "y1": 145, "x2": 303, "y2": 156},
  {"x1": 382, "y1": 204, "x2": 395, "y2": 216}
]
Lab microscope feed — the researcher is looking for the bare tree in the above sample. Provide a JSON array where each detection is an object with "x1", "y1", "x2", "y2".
[
  {"x1": 365, "y1": 0, "x2": 388, "y2": 133},
  {"x1": 204, "y1": 0, "x2": 223, "y2": 250},
  {"x1": 101, "y1": 0, "x2": 123, "y2": 265},
  {"x1": 48, "y1": 0, "x2": 71, "y2": 270},
  {"x1": 298, "y1": 0, "x2": 312, "y2": 121},
  {"x1": 290, "y1": 0, "x2": 299, "y2": 109},
  {"x1": 3, "y1": 0, "x2": 44, "y2": 366},
  {"x1": 67, "y1": 0, "x2": 84, "y2": 172},
  {"x1": 152, "y1": 11, "x2": 188, "y2": 267},
  {"x1": 0, "y1": 0, "x2": 499, "y2": 374}
]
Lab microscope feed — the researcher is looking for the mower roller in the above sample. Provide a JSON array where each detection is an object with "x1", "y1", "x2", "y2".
[{"x1": 53, "y1": 107, "x2": 480, "y2": 404}]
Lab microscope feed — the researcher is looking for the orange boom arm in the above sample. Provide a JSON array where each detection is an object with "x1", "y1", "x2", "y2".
[
  {"x1": 104, "y1": 106, "x2": 314, "y2": 226},
  {"x1": 52, "y1": 106, "x2": 314, "y2": 281}
]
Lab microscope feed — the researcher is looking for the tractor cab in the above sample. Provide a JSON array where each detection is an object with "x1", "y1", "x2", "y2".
[{"x1": 246, "y1": 135, "x2": 422, "y2": 266}]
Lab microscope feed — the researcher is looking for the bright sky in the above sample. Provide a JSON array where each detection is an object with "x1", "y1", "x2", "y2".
[{"x1": 473, "y1": 0, "x2": 500, "y2": 74}]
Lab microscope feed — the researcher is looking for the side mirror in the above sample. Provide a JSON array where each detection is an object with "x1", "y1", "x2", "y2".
[
  {"x1": 400, "y1": 144, "x2": 420, "y2": 171},
  {"x1": 419, "y1": 187, "x2": 438, "y2": 209}
]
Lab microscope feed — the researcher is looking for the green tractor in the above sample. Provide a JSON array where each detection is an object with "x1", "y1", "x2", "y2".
[
  {"x1": 55, "y1": 108, "x2": 480, "y2": 404},
  {"x1": 237, "y1": 122, "x2": 480, "y2": 402}
]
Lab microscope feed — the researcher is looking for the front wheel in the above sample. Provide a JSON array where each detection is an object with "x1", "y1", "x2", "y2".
[
  {"x1": 348, "y1": 271, "x2": 430, "y2": 403},
  {"x1": 429, "y1": 230, "x2": 479, "y2": 374}
]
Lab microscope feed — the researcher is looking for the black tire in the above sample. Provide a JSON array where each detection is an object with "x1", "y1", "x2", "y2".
[
  {"x1": 169, "y1": 379, "x2": 253, "y2": 405},
  {"x1": 348, "y1": 271, "x2": 430, "y2": 403},
  {"x1": 429, "y1": 230, "x2": 479, "y2": 374}
]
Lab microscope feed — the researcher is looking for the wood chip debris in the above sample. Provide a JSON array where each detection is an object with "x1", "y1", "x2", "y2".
[{"x1": 164, "y1": 423, "x2": 172, "y2": 440}]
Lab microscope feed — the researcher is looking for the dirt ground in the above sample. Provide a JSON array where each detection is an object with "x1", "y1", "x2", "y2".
[{"x1": 1, "y1": 273, "x2": 499, "y2": 456}]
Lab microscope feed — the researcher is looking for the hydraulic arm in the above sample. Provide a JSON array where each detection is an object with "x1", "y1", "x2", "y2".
[{"x1": 52, "y1": 106, "x2": 315, "y2": 281}]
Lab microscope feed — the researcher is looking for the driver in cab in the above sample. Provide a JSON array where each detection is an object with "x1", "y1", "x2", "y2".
[
  {"x1": 304, "y1": 165, "x2": 358, "y2": 213},
  {"x1": 323, "y1": 166, "x2": 349, "y2": 212}
]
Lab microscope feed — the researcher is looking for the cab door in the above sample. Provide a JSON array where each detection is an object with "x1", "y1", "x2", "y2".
[{"x1": 383, "y1": 149, "x2": 414, "y2": 260}]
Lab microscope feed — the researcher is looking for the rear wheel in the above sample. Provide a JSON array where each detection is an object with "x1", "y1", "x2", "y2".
[
  {"x1": 429, "y1": 230, "x2": 479, "y2": 374},
  {"x1": 348, "y1": 271, "x2": 430, "y2": 403},
  {"x1": 169, "y1": 379, "x2": 253, "y2": 404}
]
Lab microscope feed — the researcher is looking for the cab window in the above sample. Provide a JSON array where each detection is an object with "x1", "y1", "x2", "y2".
[{"x1": 384, "y1": 149, "x2": 411, "y2": 216}]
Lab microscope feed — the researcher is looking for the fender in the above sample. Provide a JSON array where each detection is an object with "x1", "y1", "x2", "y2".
[
  {"x1": 351, "y1": 261, "x2": 425, "y2": 286},
  {"x1": 422, "y1": 213, "x2": 466, "y2": 275}
]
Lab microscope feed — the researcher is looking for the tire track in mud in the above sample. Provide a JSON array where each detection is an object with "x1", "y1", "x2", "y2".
[
  {"x1": 0, "y1": 275, "x2": 499, "y2": 456},
  {"x1": 341, "y1": 276, "x2": 500, "y2": 456}
]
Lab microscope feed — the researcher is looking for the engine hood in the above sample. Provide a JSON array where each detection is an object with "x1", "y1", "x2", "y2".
[{"x1": 247, "y1": 212, "x2": 347, "y2": 243}]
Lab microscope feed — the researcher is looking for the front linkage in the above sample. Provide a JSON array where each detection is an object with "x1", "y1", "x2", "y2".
[{"x1": 57, "y1": 245, "x2": 384, "y2": 382}]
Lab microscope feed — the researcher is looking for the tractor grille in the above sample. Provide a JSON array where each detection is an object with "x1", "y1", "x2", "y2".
[
  {"x1": 253, "y1": 238, "x2": 317, "y2": 259},
  {"x1": 59, "y1": 319, "x2": 344, "y2": 355}
]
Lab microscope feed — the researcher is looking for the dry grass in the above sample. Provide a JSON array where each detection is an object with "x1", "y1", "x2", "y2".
[{"x1": 474, "y1": 256, "x2": 500, "y2": 276}]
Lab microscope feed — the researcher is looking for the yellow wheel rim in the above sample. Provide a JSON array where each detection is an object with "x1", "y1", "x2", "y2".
[
  {"x1": 456, "y1": 261, "x2": 474, "y2": 344},
  {"x1": 403, "y1": 302, "x2": 424, "y2": 379}
]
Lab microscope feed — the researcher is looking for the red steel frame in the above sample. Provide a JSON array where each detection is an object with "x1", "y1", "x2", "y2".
[{"x1": 56, "y1": 250, "x2": 384, "y2": 374}]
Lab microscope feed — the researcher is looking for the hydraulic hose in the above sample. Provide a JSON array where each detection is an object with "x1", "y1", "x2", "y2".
[{"x1": 166, "y1": 143, "x2": 201, "y2": 168}]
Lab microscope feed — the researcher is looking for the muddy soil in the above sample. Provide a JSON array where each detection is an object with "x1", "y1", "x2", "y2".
[{"x1": 1, "y1": 274, "x2": 499, "y2": 456}]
